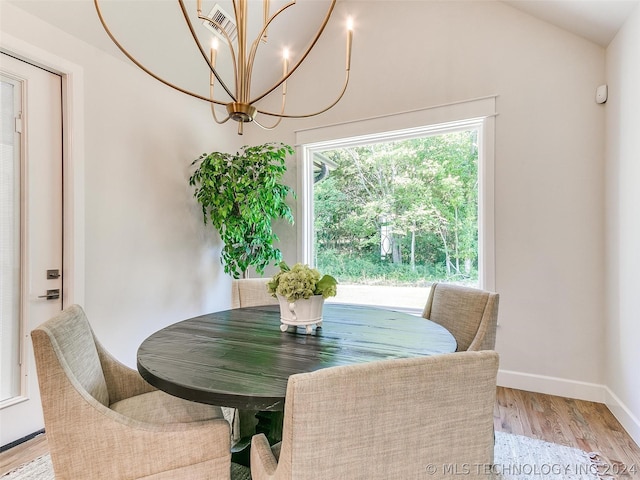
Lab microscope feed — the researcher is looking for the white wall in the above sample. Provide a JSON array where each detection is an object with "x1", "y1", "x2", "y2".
[
  {"x1": 605, "y1": 3, "x2": 640, "y2": 444},
  {"x1": 250, "y1": 1, "x2": 607, "y2": 397},
  {"x1": 0, "y1": 2, "x2": 242, "y2": 370}
]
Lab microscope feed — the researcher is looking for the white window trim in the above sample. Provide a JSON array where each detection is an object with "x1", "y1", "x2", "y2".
[{"x1": 295, "y1": 96, "x2": 497, "y2": 291}]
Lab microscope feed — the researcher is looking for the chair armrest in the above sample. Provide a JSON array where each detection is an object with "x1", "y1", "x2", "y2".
[
  {"x1": 467, "y1": 294, "x2": 499, "y2": 351},
  {"x1": 43, "y1": 367, "x2": 232, "y2": 479},
  {"x1": 95, "y1": 338, "x2": 156, "y2": 403},
  {"x1": 250, "y1": 433, "x2": 279, "y2": 480}
]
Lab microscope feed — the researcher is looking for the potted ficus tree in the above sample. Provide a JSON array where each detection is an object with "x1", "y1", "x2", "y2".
[{"x1": 189, "y1": 143, "x2": 295, "y2": 279}]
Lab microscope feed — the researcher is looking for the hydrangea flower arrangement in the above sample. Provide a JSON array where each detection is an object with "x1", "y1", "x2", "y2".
[{"x1": 267, "y1": 262, "x2": 337, "y2": 302}]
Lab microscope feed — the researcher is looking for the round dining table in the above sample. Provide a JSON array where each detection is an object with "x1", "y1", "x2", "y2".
[{"x1": 137, "y1": 303, "x2": 457, "y2": 412}]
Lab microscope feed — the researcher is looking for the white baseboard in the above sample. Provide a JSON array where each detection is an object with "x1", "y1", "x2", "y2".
[
  {"x1": 498, "y1": 369, "x2": 640, "y2": 447},
  {"x1": 604, "y1": 387, "x2": 640, "y2": 447},
  {"x1": 497, "y1": 369, "x2": 606, "y2": 402}
]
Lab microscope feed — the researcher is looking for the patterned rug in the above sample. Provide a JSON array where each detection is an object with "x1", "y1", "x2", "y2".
[
  {"x1": 493, "y1": 431, "x2": 601, "y2": 480},
  {"x1": 1, "y1": 432, "x2": 601, "y2": 479},
  {"x1": 1, "y1": 458, "x2": 251, "y2": 480}
]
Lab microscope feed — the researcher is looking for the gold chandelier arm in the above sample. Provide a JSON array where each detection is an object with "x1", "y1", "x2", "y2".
[
  {"x1": 195, "y1": 16, "x2": 239, "y2": 99},
  {"x1": 257, "y1": 70, "x2": 349, "y2": 119},
  {"x1": 177, "y1": 0, "x2": 237, "y2": 101},
  {"x1": 210, "y1": 84, "x2": 231, "y2": 124},
  {"x1": 93, "y1": 0, "x2": 227, "y2": 107},
  {"x1": 253, "y1": 116, "x2": 283, "y2": 130},
  {"x1": 252, "y1": 76, "x2": 287, "y2": 130},
  {"x1": 250, "y1": 0, "x2": 337, "y2": 105},
  {"x1": 233, "y1": 0, "x2": 248, "y2": 101},
  {"x1": 263, "y1": 0, "x2": 270, "y2": 42},
  {"x1": 246, "y1": 1, "x2": 297, "y2": 95},
  {"x1": 210, "y1": 103, "x2": 232, "y2": 124}
]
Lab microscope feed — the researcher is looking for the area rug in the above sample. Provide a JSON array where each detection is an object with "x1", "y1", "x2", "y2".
[
  {"x1": 1, "y1": 432, "x2": 601, "y2": 479},
  {"x1": 1, "y1": 458, "x2": 251, "y2": 480},
  {"x1": 493, "y1": 431, "x2": 601, "y2": 480}
]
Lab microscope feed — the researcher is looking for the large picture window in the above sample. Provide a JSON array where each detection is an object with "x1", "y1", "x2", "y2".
[{"x1": 297, "y1": 97, "x2": 495, "y2": 312}]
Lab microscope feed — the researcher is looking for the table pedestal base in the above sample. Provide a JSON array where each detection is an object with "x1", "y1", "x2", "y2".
[{"x1": 231, "y1": 409, "x2": 284, "y2": 467}]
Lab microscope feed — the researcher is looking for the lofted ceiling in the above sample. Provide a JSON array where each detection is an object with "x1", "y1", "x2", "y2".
[
  {"x1": 5, "y1": 0, "x2": 639, "y2": 51},
  {"x1": 502, "y1": 0, "x2": 639, "y2": 46},
  {"x1": 3, "y1": 0, "x2": 638, "y2": 97}
]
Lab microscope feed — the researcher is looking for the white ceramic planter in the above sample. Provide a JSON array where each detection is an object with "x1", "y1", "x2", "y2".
[{"x1": 276, "y1": 294, "x2": 324, "y2": 334}]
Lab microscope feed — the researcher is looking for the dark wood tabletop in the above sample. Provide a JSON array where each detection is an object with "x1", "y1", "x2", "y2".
[{"x1": 137, "y1": 303, "x2": 457, "y2": 411}]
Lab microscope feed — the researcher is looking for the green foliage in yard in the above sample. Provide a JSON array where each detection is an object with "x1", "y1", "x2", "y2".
[
  {"x1": 314, "y1": 131, "x2": 479, "y2": 285},
  {"x1": 316, "y1": 249, "x2": 447, "y2": 287}
]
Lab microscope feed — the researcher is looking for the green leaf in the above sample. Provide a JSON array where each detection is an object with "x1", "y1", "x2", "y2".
[{"x1": 316, "y1": 274, "x2": 338, "y2": 298}]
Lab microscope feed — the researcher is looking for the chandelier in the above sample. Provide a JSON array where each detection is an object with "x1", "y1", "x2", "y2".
[{"x1": 94, "y1": 0, "x2": 353, "y2": 135}]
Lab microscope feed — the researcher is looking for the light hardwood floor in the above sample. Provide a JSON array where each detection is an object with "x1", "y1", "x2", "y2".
[
  {"x1": 494, "y1": 388, "x2": 640, "y2": 479},
  {"x1": 2, "y1": 387, "x2": 639, "y2": 477},
  {"x1": 0, "y1": 431, "x2": 48, "y2": 477}
]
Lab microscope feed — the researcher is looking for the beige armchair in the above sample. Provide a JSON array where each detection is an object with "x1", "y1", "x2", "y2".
[
  {"x1": 31, "y1": 304, "x2": 236, "y2": 480},
  {"x1": 250, "y1": 351, "x2": 499, "y2": 480},
  {"x1": 422, "y1": 282, "x2": 499, "y2": 351},
  {"x1": 231, "y1": 278, "x2": 278, "y2": 309}
]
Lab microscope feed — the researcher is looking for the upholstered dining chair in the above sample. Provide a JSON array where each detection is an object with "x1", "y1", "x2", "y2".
[
  {"x1": 422, "y1": 282, "x2": 500, "y2": 351},
  {"x1": 250, "y1": 351, "x2": 499, "y2": 480},
  {"x1": 31, "y1": 304, "x2": 242, "y2": 480},
  {"x1": 231, "y1": 278, "x2": 279, "y2": 309}
]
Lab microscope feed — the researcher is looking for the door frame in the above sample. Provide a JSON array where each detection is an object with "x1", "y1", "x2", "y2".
[{"x1": 1, "y1": 33, "x2": 85, "y2": 309}]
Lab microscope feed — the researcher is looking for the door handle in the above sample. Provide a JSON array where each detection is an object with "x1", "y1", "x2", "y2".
[{"x1": 38, "y1": 289, "x2": 60, "y2": 300}]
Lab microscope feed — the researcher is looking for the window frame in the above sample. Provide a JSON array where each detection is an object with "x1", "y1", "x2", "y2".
[
  {"x1": 0, "y1": 73, "x2": 24, "y2": 405},
  {"x1": 296, "y1": 96, "x2": 496, "y2": 291}
]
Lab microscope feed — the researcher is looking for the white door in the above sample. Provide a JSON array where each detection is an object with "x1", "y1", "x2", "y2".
[{"x1": 0, "y1": 53, "x2": 63, "y2": 446}]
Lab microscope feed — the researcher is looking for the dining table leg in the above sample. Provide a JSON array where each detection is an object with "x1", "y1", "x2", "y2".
[
  {"x1": 231, "y1": 409, "x2": 284, "y2": 466},
  {"x1": 255, "y1": 410, "x2": 284, "y2": 445}
]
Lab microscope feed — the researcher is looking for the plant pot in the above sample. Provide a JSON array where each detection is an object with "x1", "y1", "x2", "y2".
[{"x1": 276, "y1": 294, "x2": 324, "y2": 334}]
